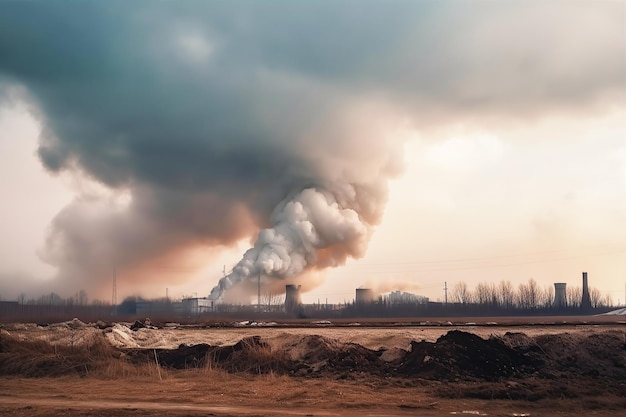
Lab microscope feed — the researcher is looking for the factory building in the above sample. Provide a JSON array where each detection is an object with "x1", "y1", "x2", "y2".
[
  {"x1": 386, "y1": 290, "x2": 429, "y2": 305},
  {"x1": 181, "y1": 297, "x2": 214, "y2": 316}
]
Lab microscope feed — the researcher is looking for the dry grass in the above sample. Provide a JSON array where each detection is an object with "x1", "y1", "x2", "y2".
[
  {"x1": 0, "y1": 331, "x2": 168, "y2": 379},
  {"x1": 0, "y1": 331, "x2": 113, "y2": 377},
  {"x1": 0, "y1": 331, "x2": 294, "y2": 381},
  {"x1": 2, "y1": 325, "x2": 626, "y2": 416},
  {"x1": 211, "y1": 336, "x2": 292, "y2": 374}
]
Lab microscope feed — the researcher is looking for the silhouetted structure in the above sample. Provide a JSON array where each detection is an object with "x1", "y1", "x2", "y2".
[
  {"x1": 554, "y1": 283, "x2": 567, "y2": 308},
  {"x1": 581, "y1": 272, "x2": 592, "y2": 310},
  {"x1": 284, "y1": 284, "x2": 302, "y2": 313},
  {"x1": 355, "y1": 288, "x2": 376, "y2": 305}
]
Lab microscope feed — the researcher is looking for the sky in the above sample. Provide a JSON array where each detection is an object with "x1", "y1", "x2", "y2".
[{"x1": 0, "y1": 1, "x2": 624, "y2": 305}]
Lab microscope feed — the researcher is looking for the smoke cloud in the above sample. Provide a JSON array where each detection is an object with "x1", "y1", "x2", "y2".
[
  {"x1": 0, "y1": 2, "x2": 622, "y2": 299},
  {"x1": 210, "y1": 187, "x2": 372, "y2": 300}
]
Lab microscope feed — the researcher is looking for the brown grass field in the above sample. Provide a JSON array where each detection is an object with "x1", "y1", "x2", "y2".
[{"x1": 1, "y1": 315, "x2": 625, "y2": 416}]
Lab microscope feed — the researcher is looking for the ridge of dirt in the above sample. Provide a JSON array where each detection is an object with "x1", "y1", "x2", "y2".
[
  {"x1": 1, "y1": 327, "x2": 625, "y2": 402},
  {"x1": 397, "y1": 330, "x2": 542, "y2": 381}
]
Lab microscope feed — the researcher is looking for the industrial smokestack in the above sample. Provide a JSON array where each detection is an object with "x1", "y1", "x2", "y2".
[
  {"x1": 553, "y1": 283, "x2": 567, "y2": 309},
  {"x1": 581, "y1": 272, "x2": 592, "y2": 310},
  {"x1": 284, "y1": 284, "x2": 302, "y2": 314},
  {"x1": 355, "y1": 288, "x2": 376, "y2": 305}
]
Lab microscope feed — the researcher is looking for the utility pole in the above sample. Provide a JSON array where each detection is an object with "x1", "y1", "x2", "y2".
[{"x1": 444, "y1": 281, "x2": 448, "y2": 305}]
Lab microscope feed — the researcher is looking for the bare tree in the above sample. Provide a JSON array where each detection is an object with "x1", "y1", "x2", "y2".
[
  {"x1": 452, "y1": 282, "x2": 472, "y2": 304},
  {"x1": 538, "y1": 285, "x2": 554, "y2": 308},
  {"x1": 76, "y1": 289, "x2": 88, "y2": 305},
  {"x1": 517, "y1": 279, "x2": 539, "y2": 309},
  {"x1": 528, "y1": 278, "x2": 540, "y2": 308},
  {"x1": 589, "y1": 287, "x2": 611, "y2": 308},
  {"x1": 37, "y1": 292, "x2": 63, "y2": 305},
  {"x1": 567, "y1": 286, "x2": 582, "y2": 308},
  {"x1": 517, "y1": 282, "x2": 531, "y2": 309},
  {"x1": 17, "y1": 293, "x2": 26, "y2": 305},
  {"x1": 497, "y1": 281, "x2": 515, "y2": 309},
  {"x1": 600, "y1": 293, "x2": 613, "y2": 308},
  {"x1": 261, "y1": 291, "x2": 285, "y2": 312},
  {"x1": 474, "y1": 281, "x2": 496, "y2": 306}
]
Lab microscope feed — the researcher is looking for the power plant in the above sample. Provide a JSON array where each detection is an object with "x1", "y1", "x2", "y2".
[
  {"x1": 126, "y1": 270, "x2": 609, "y2": 318},
  {"x1": 355, "y1": 288, "x2": 376, "y2": 305},
  {"x1": 553, "y1": 283, "x2": 567, "y2": 308},
  {"x1": 284, "y1": 284, "x2": 302, "y2": 313}
]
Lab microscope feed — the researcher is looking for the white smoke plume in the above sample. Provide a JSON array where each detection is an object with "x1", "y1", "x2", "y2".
[{"x1": 210, "y1": 187, "x2": 370, "y2": 300}]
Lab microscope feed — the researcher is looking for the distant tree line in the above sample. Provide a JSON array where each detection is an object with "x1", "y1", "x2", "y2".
[
  {"x1": 0, "y1": 290, "x2": 113, "y2": 324},
  {"x1": 450, "y1": 278, "x2": 612, "y2": 309},
  {"x1": 11, "y1": 290, "x2": 110, "y2": 307},
  {"x1": 1, "y1": 278, "x2": 616, "y2": 322},
  {"x1": 343, "y1": 278, "x2": 614, "y2": 318}
]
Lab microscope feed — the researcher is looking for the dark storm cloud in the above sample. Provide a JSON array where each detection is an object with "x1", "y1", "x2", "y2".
[{"x1": 0, "y1": 1, "x2": 622, "y2": 298}]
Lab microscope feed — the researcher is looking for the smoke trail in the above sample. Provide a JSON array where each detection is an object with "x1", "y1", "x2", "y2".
[{"x1": 210, "y1": 187, "x2": 370, "y2": 300}]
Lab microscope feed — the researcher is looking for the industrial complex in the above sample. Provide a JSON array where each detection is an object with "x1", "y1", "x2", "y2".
[
  {"x1": 0, "y1": 271, "x2": 614, "y2": 322},
  {"x1": 122, "y1": 271, "x2": 604, "y2": 318}
]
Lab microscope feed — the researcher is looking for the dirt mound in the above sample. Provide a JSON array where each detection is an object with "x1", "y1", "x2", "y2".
[
  {"x1": 127, "y1": 336, "x2": 289, "y2": 374},
  {"x1": 432, "y1": 330, "x2": 626, "y2": 400},
  {"x1": 528, "y1": 330, "x2": 626, "y2": 397},
  {"x1": 129, "y1": 334, "x2": 385, "y2": 377},
  {"x1": 277, "y1": 334, "x2": 385, "y2": 377},
  {"x1": 398, "y1": 330, "x2": 541, "y2": 381},
  {"x1": 153, "y1": 343, "x2": 213, "y2": 368},
  {"x1": 2, "y1": 326, "x2": 625, "y2": 402}
]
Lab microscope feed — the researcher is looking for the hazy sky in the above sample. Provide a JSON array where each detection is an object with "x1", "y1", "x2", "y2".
[{"x1": 0, "y1": 1, "x2": 624, "y2": 304}]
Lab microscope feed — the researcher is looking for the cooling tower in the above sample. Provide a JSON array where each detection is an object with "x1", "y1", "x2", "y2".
[
  {"x1": 554, "y1": 283, "x2": 567, "y2": 308},
  {"x1": 355, "y1": 288, "x2": 376, "y2": 305},
  {"x1": 581, "y1": 272, "x2": 592, "y2": 310},
  {"x1": 284, "y1": 284, "x2": 302, "y2": 313}
]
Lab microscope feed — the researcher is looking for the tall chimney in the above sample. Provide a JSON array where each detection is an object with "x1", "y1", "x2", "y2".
[
  {"x1": 554, "y1": 283, "x2": 567, "y2": 309},
  {"x1": 581, "y1": 272, "x2": 592, "y2": 310}
]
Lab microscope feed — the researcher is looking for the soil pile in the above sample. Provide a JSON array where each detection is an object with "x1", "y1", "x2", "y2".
[
  {"x1": 278, "y1": 334, "x2": 384, "y2": 377},
  {"x1": 126, "y1": 336, "x2": 290, "y2": 373},
  {"x1": 530, "y1": 330, "x2": 626, "y2": 380},
  {"x1": 398, "y1": 330, "x2": 541, "y2": 381},
  {"x1": 127, "y1": 334, "x2": 386, "y2": 377}
]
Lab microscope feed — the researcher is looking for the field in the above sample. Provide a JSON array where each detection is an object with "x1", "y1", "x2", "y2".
[{"x1": 1, "y1": 316, "x2": 625, "y2": 416}]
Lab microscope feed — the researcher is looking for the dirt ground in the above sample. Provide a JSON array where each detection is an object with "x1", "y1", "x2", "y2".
[
  {"x1": 2, "y1": 375, "x2": 620, "y2": 417},
  {"x1": 1, "y1": 317, "x2": 625, "y2": 416}
]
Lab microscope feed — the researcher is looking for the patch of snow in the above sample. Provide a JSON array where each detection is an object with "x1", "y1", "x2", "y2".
[{"x1": 601, "y1": 307, "x2": 626, "y2": 315}]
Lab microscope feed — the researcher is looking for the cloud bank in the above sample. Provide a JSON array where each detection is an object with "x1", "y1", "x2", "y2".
[{"x1": 0, "y1": 1, "x2": 622, "y2": 299}]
